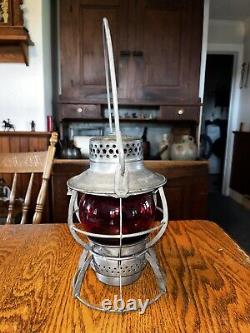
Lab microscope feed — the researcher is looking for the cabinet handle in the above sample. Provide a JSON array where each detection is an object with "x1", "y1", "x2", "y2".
[
  {"x1": 120, "y1": 50, "x2": 131, "y2": 56},
  {"x1": 133, "y1": 50, "x2": 143, "y2": 57},
  {"x1": 76, "y1": 107, "x2": 83, "y2": 113},
  {"x1": 177, "y1": 109, "x2": 184, "y2": 115}
]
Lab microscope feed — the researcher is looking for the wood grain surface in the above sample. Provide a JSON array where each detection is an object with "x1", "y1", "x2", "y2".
[{"x1": 0, "y1": 221, "x2": 249, "y2": 333}]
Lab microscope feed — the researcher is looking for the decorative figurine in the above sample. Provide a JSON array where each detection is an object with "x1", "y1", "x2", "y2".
[
  {"x1": 31, "y1": 120, "x2": 36, "y2": 132},
  {"x1": 2, "y1": 119, "x2": 15, "y2": 131}
]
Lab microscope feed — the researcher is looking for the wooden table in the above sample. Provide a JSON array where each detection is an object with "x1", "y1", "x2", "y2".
[{"x1": 0, "y1": 221, "x2": 249, "y2": 333}]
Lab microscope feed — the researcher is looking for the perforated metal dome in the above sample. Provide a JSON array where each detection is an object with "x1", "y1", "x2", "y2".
[
  {"x1": 67, "y1": 135, "x2": 166, "y2": 198},
  {"x1": 89, "y1": 135, "x2": 143, "y2": 162}
]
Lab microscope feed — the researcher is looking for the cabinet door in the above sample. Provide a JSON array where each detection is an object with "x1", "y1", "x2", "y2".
[
  {"x1": 133, "y1": 0, "x2": 203, "y2": 104},
  {"x1": 59, "y1": 0, "x2": 128, "y2": 102}
]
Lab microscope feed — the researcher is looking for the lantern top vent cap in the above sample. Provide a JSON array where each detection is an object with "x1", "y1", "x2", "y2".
[{"x1": 89, "y1": 135, "x2": 143, "y2": 163}]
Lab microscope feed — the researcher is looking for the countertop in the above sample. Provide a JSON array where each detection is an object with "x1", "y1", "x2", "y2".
[{"x1": 54, "y1": 159, "x2": 208, "y2": 166}]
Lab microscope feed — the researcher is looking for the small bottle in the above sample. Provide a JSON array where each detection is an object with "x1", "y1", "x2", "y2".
[
  {"x1": 142, "y1": 127, "x2": 150, "y2": 160},
  {"x1": 47, "y1": 116, "x2": 53, "y2": 132}
]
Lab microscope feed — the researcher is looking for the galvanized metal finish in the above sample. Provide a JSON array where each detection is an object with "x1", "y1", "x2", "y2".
[
  {"x1": 68, "y1": 188, "x2": 168, "y2": 312},
  {"x1": 72, "y1": 247, "x2": 166, "y2": 313},
  {"x1": 90, "y1": 239, "x2": 147, "y2": 286},
  {"x1": 66, "y1": 18, "x2": 169, "y2": 313},
  {"x1": 67, "y1": 135, "x2": 166, "y2": 198},
  {"x1": 89, "y1": 135, "x2": 143, "y2": 162}
]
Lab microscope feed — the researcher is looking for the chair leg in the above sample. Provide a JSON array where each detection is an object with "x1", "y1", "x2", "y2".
[
  {"x1": 32, "y1": 179, "x2": 48, "y2": 224},
  {"x1": 21, "y1": 173, "x2": 34, "y2": 224},
  {"x1": 6, "y1": 173, "x2": 17, "y2": 224}
]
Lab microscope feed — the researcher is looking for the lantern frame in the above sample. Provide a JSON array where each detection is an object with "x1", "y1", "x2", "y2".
[
  {"x1": 67, "y1": 17, "x2": 169, "y2": 313},
  {"x1": 67, "y1": 186, "x2": 168, "y2": 312}
]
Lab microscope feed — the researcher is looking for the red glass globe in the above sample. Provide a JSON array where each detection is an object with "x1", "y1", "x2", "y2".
[{"x1": 79, "y1": 193, "x2": 156, "y2": 244}]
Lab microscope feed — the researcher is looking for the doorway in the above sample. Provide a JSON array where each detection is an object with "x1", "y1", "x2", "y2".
[{"x1": 201, "y1": 54, "x2": 234, "y2": 192}]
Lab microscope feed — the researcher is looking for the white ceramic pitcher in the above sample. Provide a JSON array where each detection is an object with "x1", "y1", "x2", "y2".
[{"x1": 170, "y1": 135, "x2": 197, "y2": 160}]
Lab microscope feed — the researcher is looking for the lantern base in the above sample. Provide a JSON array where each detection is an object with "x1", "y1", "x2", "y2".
[
  {"x1": 95, "y1": 271, "x2": 142, "y2": 286},
  {"x1": 72, "y1": 246, "x2": 166, "y2": 313},
  {"x1": 90, "y1": 238, "x2": 147, "y2": 286}
]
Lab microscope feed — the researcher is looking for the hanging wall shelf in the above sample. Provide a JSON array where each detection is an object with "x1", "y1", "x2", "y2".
[{"x1": 0, "y1": 0, "x2": 33, "y2": 66}]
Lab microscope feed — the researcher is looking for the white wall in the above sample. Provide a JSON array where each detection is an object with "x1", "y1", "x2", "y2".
[
  {"x1": 42, "y1": 0, "x2": 52, "y2": 120},
  {"x1": 208, "y1": 19, "x2": 245, "y2": 44},
  {"x1": 0, "y1": 0, "x2": 52, "y2": 131},
  {"x1": 238, "y1": 17, "x2": 250, "y2": 129}
]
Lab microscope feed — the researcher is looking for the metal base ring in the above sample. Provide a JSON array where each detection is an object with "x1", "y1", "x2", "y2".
[{"x1": 72, "y1": 248, "x2": 166, "y2": 313}]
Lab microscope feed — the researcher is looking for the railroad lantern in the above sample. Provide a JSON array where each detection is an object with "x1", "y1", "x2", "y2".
[{"x1": 67, "y1": 18, "x2": 169, "y2": 312}]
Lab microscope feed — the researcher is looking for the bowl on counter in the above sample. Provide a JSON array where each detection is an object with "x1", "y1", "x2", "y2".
[{"x1": 73, "y1": 136, "x2": 93, "y2": 158}]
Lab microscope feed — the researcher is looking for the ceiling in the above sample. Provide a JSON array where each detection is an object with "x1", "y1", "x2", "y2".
[{"x1": 210, "y1": 0, "x2": 250, "y2": 21}]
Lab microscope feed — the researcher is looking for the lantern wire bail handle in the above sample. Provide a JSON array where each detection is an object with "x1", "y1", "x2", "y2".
[
  {"x1": 103, "y1": 18, "x2": 128, "y2": 197},
  {"x1": 67, "y1": 18, "x2": 168, "y2": 313}
]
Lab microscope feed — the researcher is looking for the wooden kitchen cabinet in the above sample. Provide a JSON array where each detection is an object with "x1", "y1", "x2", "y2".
[
  {"x1": 51, "y1": 160, "x2": 208, "y2": 222},
  {"x1": 0, "y1": 0, "x2": 31, "y2": 65},
  {"x1": 131, "y1": 0, "x2": 203, "y2": 104},
  {"x1": 160, "y1": 105, "x2": 200, "y2": 122},
  {"x1": 146, "y1": 160, "x2": 208, "y2": 220},
  {"x1": 56, "y1": 0, "x2": 203, "y2": 114},
  {"x1": 59, "y1": 0, "x2": 128, "y2": 102},
  {"x1": 57, "y1": 104, "x2": 102, "y2": 121}
]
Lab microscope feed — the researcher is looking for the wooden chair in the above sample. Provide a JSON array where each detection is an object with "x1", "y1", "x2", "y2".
[{"x1": 0, "y1": 132, "x2": 58, "y2": 224}]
